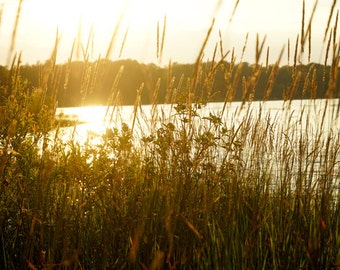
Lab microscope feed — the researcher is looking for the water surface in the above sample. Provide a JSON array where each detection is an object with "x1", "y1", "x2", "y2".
[{"x1": 55, "y1": 99, "x2": 340, "y2": 144}]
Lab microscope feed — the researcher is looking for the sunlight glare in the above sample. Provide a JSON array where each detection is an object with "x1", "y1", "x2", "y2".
[
  {"x1": 57, "y1": 106, "x2": 108, "y2": 146},
  {"x1": 65, "y1": 106, "x2": 107, "y2": 123}
]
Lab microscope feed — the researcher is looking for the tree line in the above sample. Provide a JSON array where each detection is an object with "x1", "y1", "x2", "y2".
[{"x1": 0, "y1": 59, "x2": 338, "y2": 107}]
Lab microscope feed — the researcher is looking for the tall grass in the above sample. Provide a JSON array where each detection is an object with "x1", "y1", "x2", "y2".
[{"x1": 1, "y1": 1, "x2": 340, "y2": 269}]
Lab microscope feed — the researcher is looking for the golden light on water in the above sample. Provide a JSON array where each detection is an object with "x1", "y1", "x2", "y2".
[
  {"x1": 56, "y1": 106, "x2": 104, "y2": 144},
  {"x1": 65, "y1": 106, "x2": 107, "y2": 123},
  {"x1": 55, "y1": 100, "x2": 340, "y2": 148},
  {"x1": 56, "y1": 105, "x2": 135, "y2": 145}
]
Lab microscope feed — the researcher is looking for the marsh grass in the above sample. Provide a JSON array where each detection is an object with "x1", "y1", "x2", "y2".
[{"x1": 1, "y1": 1, "x2": 340, "y2": 269}]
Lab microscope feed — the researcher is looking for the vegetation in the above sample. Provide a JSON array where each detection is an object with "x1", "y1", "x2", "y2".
[
  {"x1": 0, "y1": 60, "x2": 338, "y2": 107},
  {"x1": 1, "y1": 1, "x2": 340, "y2": 269}
]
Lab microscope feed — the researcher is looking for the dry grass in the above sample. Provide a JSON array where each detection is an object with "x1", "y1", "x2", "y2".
[
  {"x1": 1, "y1": 1, "x2": 340, "y2": 269},
  {"x1": 6, "y1": 0, "x2": 23, "y2": 66}
]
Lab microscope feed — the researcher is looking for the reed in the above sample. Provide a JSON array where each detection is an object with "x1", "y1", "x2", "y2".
[
  {"x1": 301, "y1": 0, "x2": 318, "y2": 58},
  {"x1": 105, "y1": 9, "x2": 126, "y2": 60},
  {"x1": 324, "y1": 0, "x2": 338, "y2": 42},
  {"x1": 119, "y1": 26, "x2": 129, "y2": 59},
  {"x1": 1, "y1": 1, "x2": 340, "y2": 269},
  {"x1": 7, "y1": 0, "x2": 23, "y2": 66},
  {"x1": 156, "y1": 15, "x2": 167, "y2": 64}
]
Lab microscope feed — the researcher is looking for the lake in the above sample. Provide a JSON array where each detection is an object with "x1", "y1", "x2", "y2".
[
  {"x1": 54, "y1": 99, "x2": 340, "y2": 194},
  {"x1": 55, "y1": 99, "x2": 340, "y2": 144}
]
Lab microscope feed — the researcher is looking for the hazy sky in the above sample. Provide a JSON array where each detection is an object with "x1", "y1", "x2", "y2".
[{"x1": 0, "y1": 0, "x2": 338, "y2": 66}]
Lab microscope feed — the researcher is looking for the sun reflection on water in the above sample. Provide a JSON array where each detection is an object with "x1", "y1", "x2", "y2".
[
  {"x1": 55, "y1": 100, "x2": 340, "y2": 148},
  {"x1": 55, "y1": 108, "x2": 97, "y2": 145},
  {"x1": 55, "y1": 105, "x2": 136, "y2": 146}
]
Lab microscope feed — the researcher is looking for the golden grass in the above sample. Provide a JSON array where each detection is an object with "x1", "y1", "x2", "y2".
[
  {"x1": 156, "y1": 15, "x2": 167, "y2": 64},
  {"x1": 1, "y1": 0, "x2": 340, "y2": 269},
  {"x1": 119, "y1": 26, "x2": 129, "y2": 58},
  {"x1": 105, "y1": 9, "x2": 126, "y2": 60},
  {"x1": 301, "y1": 0, "x2": 318, "y2": 56},
  {"x1": 6, "y1": 0, "x2": 23, "y2": 66},
  {"x1": 229, "y1": 0, "x2": 241, "y2": 23},
  {"x1": 324, "y1": 0, "x2": 338, "y2": 42}
]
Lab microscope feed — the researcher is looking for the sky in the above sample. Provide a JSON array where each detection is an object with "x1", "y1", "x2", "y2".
[{"x1": 0, "y1": 0, "x2": 338, "y2": 66}]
